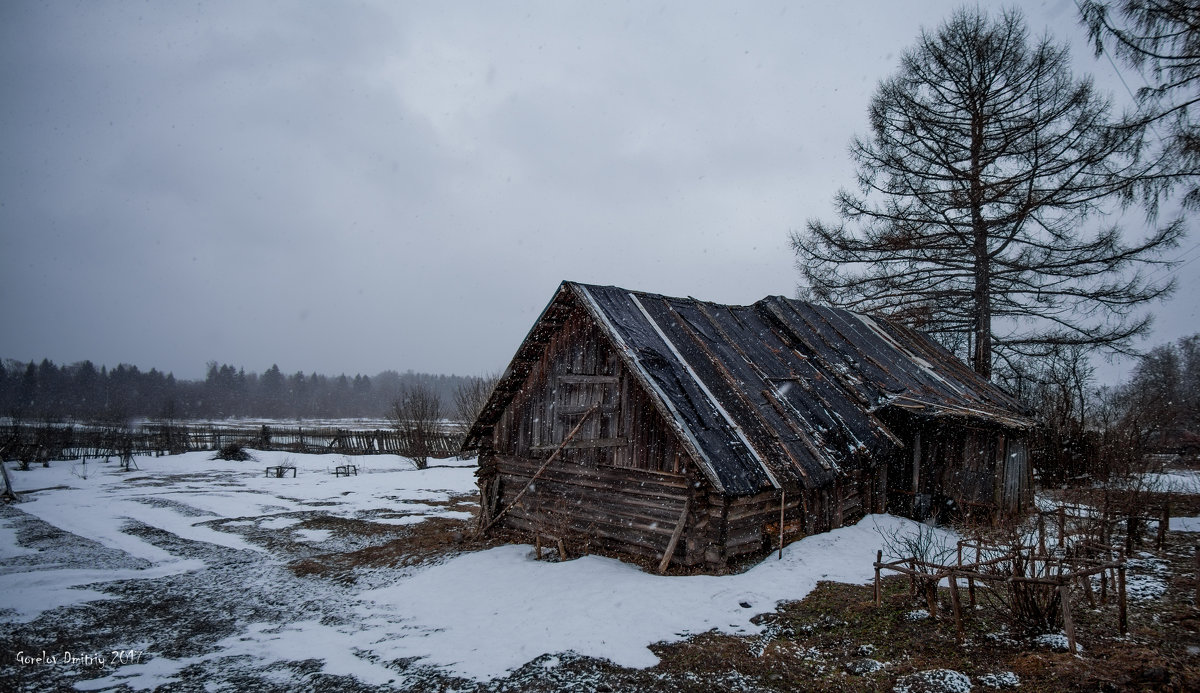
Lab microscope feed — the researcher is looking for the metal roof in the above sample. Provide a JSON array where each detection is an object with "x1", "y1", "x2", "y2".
[{"x1": 464, "y1": 281, "x2": 1035, "y2": 496}]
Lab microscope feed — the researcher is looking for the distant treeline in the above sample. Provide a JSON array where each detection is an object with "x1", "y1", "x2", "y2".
[{"x1": 0, "y1": 358, "x2": 488, "y2": 422}]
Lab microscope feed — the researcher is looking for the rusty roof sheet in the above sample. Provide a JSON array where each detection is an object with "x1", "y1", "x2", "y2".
[{"x1": 464, "y1": 281, "x2": 1035, "y2": 496}]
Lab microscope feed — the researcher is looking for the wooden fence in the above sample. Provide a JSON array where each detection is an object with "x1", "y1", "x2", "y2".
[
  {"x1": 873, "y1": 532, "x2": 1127, "y2": 654},
  {"x1": 0, "y1": 422, "x2": 464, "y2": 462}
]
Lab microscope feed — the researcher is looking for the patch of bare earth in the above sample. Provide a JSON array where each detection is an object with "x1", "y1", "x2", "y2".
[{"x1": 287, "y1": 497, "x2": 511, "y2": 582}]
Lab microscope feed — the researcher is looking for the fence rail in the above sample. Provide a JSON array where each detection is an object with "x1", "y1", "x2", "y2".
[{"x1": 0, "y1": 422, "x2": 464, "y2": 462}]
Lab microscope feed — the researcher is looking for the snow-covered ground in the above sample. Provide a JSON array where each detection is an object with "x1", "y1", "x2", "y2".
[
  {"x1": 2, "y1": 450, "x2": 950, "y2": 689},
  {"x1": 1138, "y1": 469, "x2": 1200, "y2": 494}
]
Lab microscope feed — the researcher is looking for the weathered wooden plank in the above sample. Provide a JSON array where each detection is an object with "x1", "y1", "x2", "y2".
[
  {"x1": 499, "y1": 489, "x2": 687, "y2": 528},
  {"x1": 658, "y1": 497, "x2": 692, "y2": 573},
  {"x1": 497, "y1": 474, "x2": 689, "y2": 506},
  {"x1": 499, "y1": 486, "x2": 687, "y2": 529},
  {"x1": 497, "y1": 458, "x2": 690, "y2": 488},
  {"x1": 557, "y1": 374, "x2": 620, "y2": 385},
  {"x1": 509, "y1": 480, "x2": 687, "y2": 516},
  {"x1": 494, "y1": 454, "x2": 690, "y2": 486},
  {"x1": 532, "y1": 437, "x2": 629, "y2": 451},
  {"x1": 501, "y1": 508, "x2": 683, "y2": 551}
]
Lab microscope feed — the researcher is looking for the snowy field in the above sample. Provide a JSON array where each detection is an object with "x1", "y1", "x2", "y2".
[
  {"x1": 1139, "y1": 469, "x2": 1200, "y2": 494},
  {"x1": 3, "y1": 451, "x2": 981, "y2": 689}
]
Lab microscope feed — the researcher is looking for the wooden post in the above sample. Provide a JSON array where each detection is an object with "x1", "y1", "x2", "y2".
[
  {"x1": 477, "y1": 480, "x2": 491, "y2": 528},
  {"x1": 874, "y1": 550, "x2": 883, "y2": 607},
  {"x1": 0, "y1": 456, "x2": 20, "y2": 503},
  {"x1": 1058, "y1": 506, "x2": 1066, "y2": 549},
  {"x1": 1038, "y1": 513, "x2": 1047, "y2": 556},
  {"x1": 657, "y1": 497, "x2": 692, "y2": 574},
  {"x1": 778, "y1": 489, "x2": 786, "y2": 560},
  {"x1": 1081, "y1": 567, "x2": 1097, "y2": 608},
  {"x1": 1059, "y1": 582, "x2": 1076, "y2": 654},
  {"x1": 1194, "y1": 545, "x2": 1200, "y2": 606},
  {"x1": 489, "y1": 476, "x2": 502, "y2": 523},
  {"x1": 956, "y1": 541, "x2": 974, "y2": 609},
  {"x1": 949, "y1": 575, "x2": 964, "y2": 644},
  {"x1": 924, "y1": 569, "x2": 939, "y2": 619},
  {"x1": 557, "y1": 537, "x2": 568, "y2": 561},
  {"x1": 1157, "y1": 502, "x2": 1170, "y2": 550},
  {"x1": 535, "y1": 534, "x2": 542, "y2": 560},
  {"x1": 1118, "y1": 558, "x2": 1128, "y2": 636},
  {"x1": 972, "y1": 543, "x2": 982, "y2": 608}
]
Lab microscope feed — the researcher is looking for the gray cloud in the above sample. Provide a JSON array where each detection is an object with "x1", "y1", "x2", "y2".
[{"x1": 1, "y1": 0, "x2": 1193, "y2": 384}]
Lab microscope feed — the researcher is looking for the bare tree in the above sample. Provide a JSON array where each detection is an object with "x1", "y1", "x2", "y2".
[
  {"x1": 452, "y1": 372, "x2": 498, "y2": 426},
  {"x1": 1080, "y1": 0, "x2": 1200, "y2": 208},
  {"x1": 1120, "y1": 333, "x2": 1200, "y2": 448},
  {"x1": 997, "y1": 346, "x2": 1096, "y2": 483},
  {"x1": 792, "y1": 7, "x2": 1182, "y2": 379},
  {"x1": 390, "y1": 382, "x2": 442, "y2": 470}
]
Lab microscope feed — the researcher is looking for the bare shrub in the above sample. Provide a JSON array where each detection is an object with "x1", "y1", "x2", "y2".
[
  {"x1": 391, "y1": 383, "x2": 442, "y2": 470},
  {"x1": 973, "y1": 525, "x2": 1063, "y2": 635},
  {"x1": 211, "y1": 442, "x2": 255, "y2": 462},
  {"x1": 888, "y1": 514, "x2": 1071, "y2": 635},
  {"x1": 878, "y1": 521, "x2": 956, "y2": 617},
  {"x1": 100, "y1": 421, "x2": 137, "y2": 471}
]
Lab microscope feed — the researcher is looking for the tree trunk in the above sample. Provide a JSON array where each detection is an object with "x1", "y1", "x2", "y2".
[{"x1": 970, "y1": 103, "x2": 992, "y2": 380}]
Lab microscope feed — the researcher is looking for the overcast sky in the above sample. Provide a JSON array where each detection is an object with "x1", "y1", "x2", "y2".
[{"x1": 2, "y1": 0, "x2": 1196, "y2": 384}]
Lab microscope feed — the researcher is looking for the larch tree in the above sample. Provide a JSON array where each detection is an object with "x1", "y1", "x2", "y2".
[
  {"x1": 1080, "y1": 0, "x2": 1200, "y2": 208},
  {"x1": 792, "y1": 7, "x2": 1182, "y2": 379}
]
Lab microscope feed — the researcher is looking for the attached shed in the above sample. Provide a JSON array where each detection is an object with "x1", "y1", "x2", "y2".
[{"x1": 462, "y1": 281, "x2": 1035, "y2": 571}]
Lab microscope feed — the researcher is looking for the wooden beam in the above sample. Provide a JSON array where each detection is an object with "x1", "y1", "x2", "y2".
[
  {"x1": 778, "y1": 489, "x2": 786, "y2": 560},
  {"x1": 950, "y1": 576, "x2": 964, "y2": 644},
  {"x1": 531, "y1": 437, "x2": 628, "y2": 451},
  {"x1": 479, "y1": 405, "x2": 598, "y2": 535},
  {"x1": 874, "y1": 550, "x2": 883, "y2": 606},
  {"x1": 658, "y1": 497, "x2": 692, "y2": 574},
  {"x1": 557, "y1": 374, "x2": 619, "y2": 385},
  {"x1": 1059, "y1": 582, "x2": 1076, "y2": 654},
  {"x1": 1118, "y1": 561, "x2": 1128, "y2": 635}
]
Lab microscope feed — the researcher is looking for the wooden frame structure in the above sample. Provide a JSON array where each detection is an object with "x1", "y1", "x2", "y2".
[{"x1": 873, "y1": 518, "x2": 1130, "y2": 653}]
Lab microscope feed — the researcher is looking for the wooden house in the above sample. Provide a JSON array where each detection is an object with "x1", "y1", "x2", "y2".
[{"x1": 462, "y1": 281, "x2": 1035, "y2": 572}]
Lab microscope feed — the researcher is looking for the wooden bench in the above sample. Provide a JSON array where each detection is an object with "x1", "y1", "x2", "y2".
[
  {"x1": 265, "y1": 465, "x2": 296, "y2": 478},
  {"x1": 333, "y1": 464, "x2": 358, "y2": 477}
]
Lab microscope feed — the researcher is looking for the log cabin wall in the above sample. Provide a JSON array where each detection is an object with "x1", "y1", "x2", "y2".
[
  {"x1": 882, "y1": 414, "x2": 1030, "y2": 521},
  {"x1": 695, "y1": 465, "x2": 883, "y2": 566},
  {"x1": 478, "y1": 303, "x2": 713, "y2": 566}
]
